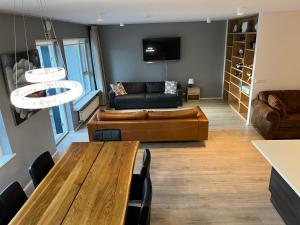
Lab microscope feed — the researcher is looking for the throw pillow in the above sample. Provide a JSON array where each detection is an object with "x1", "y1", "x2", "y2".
[
  {"x1": 268, "y1": 94, "x2": 288, "y2": 118},
  {"x1": 164, "y1": 81, "x2": 177, "y2": 95},
  {"x1": 110, "y1": 83, "x2": 127, "y2": 96}
]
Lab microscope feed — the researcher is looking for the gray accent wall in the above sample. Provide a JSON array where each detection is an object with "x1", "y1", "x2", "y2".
[
  {"x1": 0, "y1": 12, "x2": 89, "y2": 191},
  {"x1": 99, "y1": 21, "x2": 226, "y2": 98}
]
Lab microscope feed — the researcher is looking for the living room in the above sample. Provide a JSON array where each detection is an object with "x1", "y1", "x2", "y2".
[{"x1": 0, "y1": 1, "x2": 299, "y2": 225}]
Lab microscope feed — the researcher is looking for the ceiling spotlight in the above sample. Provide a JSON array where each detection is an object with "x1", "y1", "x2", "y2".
[
  {"x1": 120, "y1": 22, "x2": 125, "y2": 27},
  {"x1": 237, "y1": 7, "x2": 244, "y2": 16},
  {"x1": 206, "y1": 17, "x2": 211, "y2": 23}
]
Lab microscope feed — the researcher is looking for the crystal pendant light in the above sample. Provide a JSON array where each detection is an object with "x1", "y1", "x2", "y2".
[{"x1": 10, "y1": 0, "x2": 83, "y2": 109}]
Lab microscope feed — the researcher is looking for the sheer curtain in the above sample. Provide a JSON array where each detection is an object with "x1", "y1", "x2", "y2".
[{"x1": 90, "y1": 26, "x2": 108, "y2": 105}]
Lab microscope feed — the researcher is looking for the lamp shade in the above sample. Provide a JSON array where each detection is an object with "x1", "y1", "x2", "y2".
[{"x1": 188, "y1": 78, "x2": 194, "y2": 85}]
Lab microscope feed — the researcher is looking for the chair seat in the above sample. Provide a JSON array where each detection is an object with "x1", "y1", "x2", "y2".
[
  {"x1": 280, "y1": 113, "x2": 300, "y2": 128},
  {"x1": 115, "y1": 94, "x2": 146, "y2": 104},
  {"x1": 130, "y1": 174, "x2": 143, "y2": 201},
  {"x1": 146, "y1": 93, "x2": 177, "y2": 102},
  {"x1": 125, "y1": 206, "x2": 141, "y2": 225}
]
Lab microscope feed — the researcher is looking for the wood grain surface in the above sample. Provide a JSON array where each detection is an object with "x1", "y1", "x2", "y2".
[{"x1": 9, "y1": 141, "x2": 139, "y2": 225}]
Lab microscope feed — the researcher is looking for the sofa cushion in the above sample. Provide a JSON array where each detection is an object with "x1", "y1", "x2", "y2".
[
  {"x1": 122, "y1": 82, "x2": 146, "y2": 94},
  {"x1": 280, "y1": 114, "x2": 300, "y2": 128},
  {"x1": 259, "y1": 90, "x2": 300, "y2": 113},
  {"x1": 146, "y1": 93, "x2": 177, "y2": 103},
  {"x1": 114, "y1": 94, "x2": 146, "y2": 104},
  {"x1": 268, "y1": 94, "x2": 288, "y2": 118},
  {"x1": 148, "y1": 107, "x2": 199, "y2": 120},
  {"x1": 110, "y1": 83, "x2": 127, "y2": 96},
  {"x1": 164, "y1": 81, "x2": 177, "y2": 95},
  {"x1": 146, "y1": 82, "x2": 165, "y2": 93},
  {"x1": 97, "y1": 110, "x2": 147, "y2": 121}
]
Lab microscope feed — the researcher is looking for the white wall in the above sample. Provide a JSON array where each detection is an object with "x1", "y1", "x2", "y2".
[{"x1": 252, "y1": 11, "x2": 300, "y2": 99}]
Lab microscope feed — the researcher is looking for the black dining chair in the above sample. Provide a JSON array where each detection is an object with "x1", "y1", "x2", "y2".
[
  {"x1": 130, "y1": 149, "x2": 151, "y2": 201},
  {"x1": 126, "y1": 177, "x2": 152, "y2": 225},
  {"x1": 93, "y1": 129, "x2": 121, "y2": 141},
  {"x1": 0, "y1": 182, "x2": 27, "y2": 225},
  {"x1": 29, "y1": 151, "x2": 55, "y2": 188}
]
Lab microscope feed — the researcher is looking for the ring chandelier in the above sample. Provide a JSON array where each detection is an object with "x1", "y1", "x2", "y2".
[{"x1": 10, "y1": 0, "x2": 83, "y2": 109}]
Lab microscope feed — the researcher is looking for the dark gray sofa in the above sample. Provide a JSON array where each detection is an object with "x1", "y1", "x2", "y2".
[{"x1": 108, "y1": 82, "x2": 183, "y2": 109}]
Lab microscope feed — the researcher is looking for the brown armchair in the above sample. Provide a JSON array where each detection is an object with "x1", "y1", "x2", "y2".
[{"x1": 251, "y1": 90, "x2": 300, "y2": 139}]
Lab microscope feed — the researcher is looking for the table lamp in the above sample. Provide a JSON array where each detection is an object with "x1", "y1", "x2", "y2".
[{"x1": 188, "y1": 78, "x2": 194, "y2": 87}]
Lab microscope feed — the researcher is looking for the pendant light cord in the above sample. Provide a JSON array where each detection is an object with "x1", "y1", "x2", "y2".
[
  {"x1": 22, "y1": 0, "x2": 31, "y2": 70},
  {"x1": 13, "y1": 0, "x2": 18, "y2": 88}
]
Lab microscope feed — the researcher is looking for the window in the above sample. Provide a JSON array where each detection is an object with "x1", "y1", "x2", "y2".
[
  {"x1": 36, "y1": 40, "x2": 69, "y2": 143},
  {"x1": 0, "y1": 111, "x2": 14, "y2": 166},
  {"x1": 63, "y1": 38, "x2": 96, "y2": 103}
]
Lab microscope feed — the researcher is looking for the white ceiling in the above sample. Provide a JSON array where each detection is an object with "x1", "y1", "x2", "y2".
[{"x1": 0, "y1": 0, "x2": 300, "y2": 25}]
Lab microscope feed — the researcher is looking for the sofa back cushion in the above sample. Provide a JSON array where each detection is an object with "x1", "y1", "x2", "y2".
[
  {"x1": 148, "y1": 107, "x2": 199, "y2": 120},
  {"x1": 268, "y1": 95, "x2": 288, "y2": 118},
  {"x1": 146, "y1": 82, "x2": 165, "y2": 93},
  {"x1": 259, "y1": 90, "x2": 300, "y2": 113},
  {"x1": 122, "y1": 82, "x2": 146, "y2": 94},
  {"x1": 97, "y1": 110, "x2": 147, "y2": 121}
]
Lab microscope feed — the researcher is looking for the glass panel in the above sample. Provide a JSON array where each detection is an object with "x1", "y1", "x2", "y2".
[{"x1": 36, "y1": 41, "x2": 69, "y2": 142}]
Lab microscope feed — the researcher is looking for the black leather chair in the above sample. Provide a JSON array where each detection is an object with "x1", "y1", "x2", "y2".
[
  {"x1": 0, "y1": 182, "x2": 27, "y2": 225},
  {"x1": 29, "y1": 151, "x2": 55, "y2": 188},
  {"x1": 93, "y1": 129, "x2": 121, "y2": 141},
  {"x1": 130, "y1": 149, "x2": 151, "y2": 201},
  {"x1": 126, "y1": 177, "x2": 152, "y2": 225}
]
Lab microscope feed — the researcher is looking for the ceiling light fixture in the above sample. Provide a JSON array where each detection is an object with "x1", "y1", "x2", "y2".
[
  {"x1": 206, "y1": 17, "x2": 211, "y2": 23},
  {"x1": 237, "y1": 7, "x2": 244, "y2": 16},
  {"x1": 120, "y1": 22, "x2": 125, "y2": 27},
  {"x1": 10, "y1": 0, "x2": 83, "y2": 109}
]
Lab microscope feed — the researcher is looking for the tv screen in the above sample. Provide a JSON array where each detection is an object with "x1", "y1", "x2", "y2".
[{"x1": 143, "y1": 37, "x2": 180, "y2": 62}]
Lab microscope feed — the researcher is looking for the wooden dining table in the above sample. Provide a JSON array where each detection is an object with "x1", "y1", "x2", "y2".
[{"x1": 9, "y1": 141, "x2": 139, "y2": 225}]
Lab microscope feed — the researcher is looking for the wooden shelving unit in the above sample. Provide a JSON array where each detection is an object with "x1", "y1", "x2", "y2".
[{"x1": 223, "y1": 15, "x2": 258, "y2": 121}]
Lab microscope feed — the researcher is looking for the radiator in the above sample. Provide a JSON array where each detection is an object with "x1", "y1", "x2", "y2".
[{"x1": 79, "y1": 96, "x2": 99, "y2": 122}]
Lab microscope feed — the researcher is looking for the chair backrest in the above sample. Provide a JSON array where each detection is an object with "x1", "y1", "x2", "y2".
[
  {"x1": 139, "y1": 177, "x2": 152, "y2": 225},
  {"x1": 0, "y1": 182, "x2": 27, "y2": 225},
  {"x1": 93, "y1": 129, "x2": 121, "y2": 142},
  {"x1": 140, "y1": 149, "x2": 151, "y2": 180},
  {"x1": 29, "y1": 151, "x2": 55, "y2": 188}
]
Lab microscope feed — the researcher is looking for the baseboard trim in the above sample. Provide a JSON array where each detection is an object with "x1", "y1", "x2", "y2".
[{"x1": 200, "y1": 97, "x2": 223, "y2": 100}]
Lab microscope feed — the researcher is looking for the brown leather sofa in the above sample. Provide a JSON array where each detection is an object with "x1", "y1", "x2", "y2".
[
  {"x1": 87, "y1": 106, "x2": 209, "y2": 142},
  {"x1": 252, "y1": 90, "x2": 300, "y2": 139}
]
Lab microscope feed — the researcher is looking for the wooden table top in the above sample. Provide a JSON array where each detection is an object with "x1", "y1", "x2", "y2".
[{"x1": 9, "y1": 141, "x2": 139, "y2": 225}]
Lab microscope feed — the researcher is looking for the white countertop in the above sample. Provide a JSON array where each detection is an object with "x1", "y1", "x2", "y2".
[{"x1": 252, "y1": 140, "x2": 300, "y2": 197}]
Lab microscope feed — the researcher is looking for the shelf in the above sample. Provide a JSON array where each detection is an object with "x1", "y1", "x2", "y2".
[
  {"x1": 240, "y1": 101, "x2": 249, "y2": 108},
  {"x1": 229, "y1": 32, "x2": 257, "y2": 35},
  {"x1": 226, "y1": 59, "x2": 232, "y2": 62},
  {"x1": 232, "y1": 56, "x2": 244, "y2": 60},
  {"x1": 228, "y1": 90, "x2": 240, "y2": 100},
  {"x1": 229, "y1": 100, "x2": 239, "y2": 111},
  {"x1": 227, "y1": 45, "x2": 233, "y2": 48},
  {"x1": 245, "y1": 48, "x2": 255, "y2": 52},
  {"x1": 230, "y1": 81, "x2": 241, "y2": 89},
  {"x1": 230, "y1": 73, "x2": 242, "y2": 81},
  {"x1": 233, "y1": 41, "x2": 246, "y2": 44},
  {"x1": 231, "y1": 67, "x2": 243, "y2": 73},
  {"x1": 243, "y1": 65, "x2": 253, "y2": 70}
]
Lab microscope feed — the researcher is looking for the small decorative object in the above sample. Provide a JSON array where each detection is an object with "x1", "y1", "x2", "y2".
[
  {"x1": 250, "y1": 41, "x2": 256, "y2": 49},
  {"x1": 188, "y1": 78, "x2": 194, "y2": 87},
  {"x1": 238, "y1": 48, "x2": 244, "y2": 56},
  {"x1": 246, "y1": 71, "x2": 252, "y2": 77},
  {"x1": 241, "y1": 21, "x2": 248, "y2": 32},
  {"x1": 236, "y1": 63, "x2": 243, "y2": 70},
  {"x1": 110, "y1": 83, "x2": 127, "y2": 96},
  {"x1": 242, "y1": 85, "x2": 250, "y2": 95},
  {"x1": 233, "y1": 24, "x2": 238, "y2": 33},
  {"x1": 165, "y1": 81, "x2": 177, "y2": 95}
]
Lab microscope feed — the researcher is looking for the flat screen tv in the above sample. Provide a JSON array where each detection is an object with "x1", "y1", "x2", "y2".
[{"x1": 143, "y1": 37, "x2": 180, "y2": 62}]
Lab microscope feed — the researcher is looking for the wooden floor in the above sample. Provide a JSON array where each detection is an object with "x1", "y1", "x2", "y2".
[{"x1": 57, "y1": 99, "x2": 284, "y2": 225}]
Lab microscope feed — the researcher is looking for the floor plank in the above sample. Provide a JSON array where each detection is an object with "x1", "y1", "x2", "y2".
[{"x1": 57, "y1": 99, "x2": 284, "y2": 225}]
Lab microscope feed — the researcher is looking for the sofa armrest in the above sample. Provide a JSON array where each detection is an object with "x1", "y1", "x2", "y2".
[
  {"x1": 251, "y1": 99, "x2": 281, "y2": 139},
  {"x1": 176, "y1": 85, "x2": 183, "y2": 106},
  {"x1": 108, "y1": 89, "x2": 116, "y2": 109}
]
